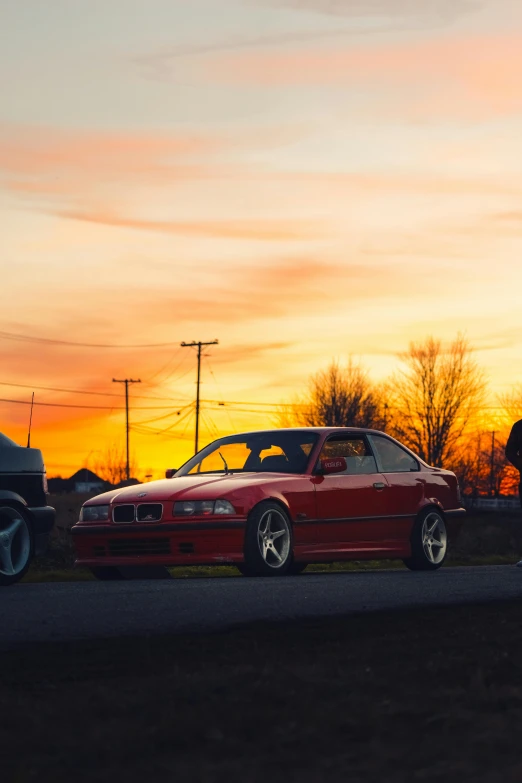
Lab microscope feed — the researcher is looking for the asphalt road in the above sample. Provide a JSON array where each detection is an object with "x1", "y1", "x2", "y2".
[{"x1": 2, "y1": 565, "x2": 522, "y2": 650}]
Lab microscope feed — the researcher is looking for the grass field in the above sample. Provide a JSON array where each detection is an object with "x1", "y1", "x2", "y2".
[{"x1": 3, "y1": 601, "x2": 522, "y2": 782}]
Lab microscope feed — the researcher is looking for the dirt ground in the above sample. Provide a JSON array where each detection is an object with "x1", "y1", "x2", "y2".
[{"x1": 3, "y1": 600, "x2": 522, "y2": 783}]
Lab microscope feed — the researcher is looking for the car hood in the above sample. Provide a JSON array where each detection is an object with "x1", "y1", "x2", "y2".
[{"x1": 84, "y1": 473, "x2": 301, "y2": 505}]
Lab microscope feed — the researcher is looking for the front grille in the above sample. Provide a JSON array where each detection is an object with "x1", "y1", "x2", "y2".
[
  {"x1": 93, "y1": 545, "x2": 106, "y2": 557},
  {"x1": 113, "y1": 504, "x2": 135, "y2": 523},
  {"x1": 137, "y1": 503, "x2": 163, "y2": 522},
  {"x1": 108, "y1": 538, "x2": 170, "y2": 557},
  {"x1": 179, "y1": 542, "x2": 194, "y2": 554}
]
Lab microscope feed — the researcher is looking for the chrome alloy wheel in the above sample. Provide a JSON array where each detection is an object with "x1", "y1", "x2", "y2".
[
  {"x1": 0, "y1": 506, "x2": 31, "y2": 578},
  {"x1": 421, "y1": 512, "x2": 447, "y2": 565},
  {"x1": 257, "y1": 508, "x2": 291, "y2": 568}
]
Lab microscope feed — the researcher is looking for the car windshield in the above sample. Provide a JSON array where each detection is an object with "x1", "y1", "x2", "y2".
[{"x1": 177, "y1": 431, "x2": 319, "y2": 476}]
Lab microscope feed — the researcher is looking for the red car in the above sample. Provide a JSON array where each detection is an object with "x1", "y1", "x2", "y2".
[{"x1": 72, "y1": 427, "x2": 465, "y2": 579}]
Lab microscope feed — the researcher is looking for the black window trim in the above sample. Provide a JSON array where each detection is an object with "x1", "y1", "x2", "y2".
[
  {"x1": 367, "y1": 434, "x2": 420, "y2": 474},
  {"x1": 315, "y1": 433, "x2": 379, "y2": 476}
]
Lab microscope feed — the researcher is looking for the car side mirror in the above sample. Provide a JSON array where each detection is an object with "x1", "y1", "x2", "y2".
[
  {"x1": 165, "y1": 468, "x2": 177, "y2": 479},
  {"x1": 315, "y1": 457, "x2": 347, "y2": 476}
]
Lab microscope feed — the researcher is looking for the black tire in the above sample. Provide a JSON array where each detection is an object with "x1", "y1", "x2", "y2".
[
  {"x1": 243, "y1": 501, "x2": 293, "y2": 577},
  {"x1": 0, "y1": 504, "x2": 34, "y2": 587},
  {"x1": 236, "y1": 564, "x2": 250, "y2": 576},
  {"x1": 403, "y1": 507, "x2": 448, "y2": 572},
  {"x1": 89, "y1": 566, "x2": 124, "y2": 581},
  {"x1": 288, "y1": 561, "x2": 308, "y2": 575}
]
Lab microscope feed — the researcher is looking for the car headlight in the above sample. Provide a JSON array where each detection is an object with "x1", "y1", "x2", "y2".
[
  {"x1": 80, "y1": 505, "x2": 110, "y2": 522},
  {"x1": 173, "y1": 500, "x2": 236, "y2": 516},
  {"x1": 213, "y1": 499, "x2": 235, "y2": 515}
]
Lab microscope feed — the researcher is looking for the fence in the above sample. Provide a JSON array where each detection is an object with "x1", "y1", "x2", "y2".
[{"x1": 463, "y1": 496, "x2": 520, "y2": 513}]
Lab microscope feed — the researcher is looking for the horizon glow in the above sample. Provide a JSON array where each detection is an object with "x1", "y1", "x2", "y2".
[{"x1": 2, "y1": 0, "x2": 522, "y2": 477}]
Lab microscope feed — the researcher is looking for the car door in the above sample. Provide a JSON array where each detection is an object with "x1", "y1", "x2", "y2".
[
  {"x1": 312, "y1": 434, "x2": 389, "y2": 554},
  {"x1": 367, "y1": 434, "x2": 425, "y2": 544}
]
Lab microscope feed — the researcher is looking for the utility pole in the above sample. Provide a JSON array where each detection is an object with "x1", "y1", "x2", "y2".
[
  {"x1": 112, "y1": 378, "x2": 141, "y2": 480},
  {"x1": 181, "y1": 340, "x2": 218, "y2": 453},
  {"x1": 489, "y1": 430, "x2": 496, "y2": 498}
]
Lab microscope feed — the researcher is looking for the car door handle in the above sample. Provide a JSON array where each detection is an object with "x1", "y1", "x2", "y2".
[{"x1": 373, "y1": 482, "x2": 386, "y2": 490}]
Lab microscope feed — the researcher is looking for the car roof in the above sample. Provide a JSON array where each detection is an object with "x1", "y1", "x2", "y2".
[{"x1": 219, "y1": 427, "x2": 385, "y2": 436}]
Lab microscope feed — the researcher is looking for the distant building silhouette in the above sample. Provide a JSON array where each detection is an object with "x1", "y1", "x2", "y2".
[{"x1": 48, "y1": 468, "x2": 107, "y2": 494}]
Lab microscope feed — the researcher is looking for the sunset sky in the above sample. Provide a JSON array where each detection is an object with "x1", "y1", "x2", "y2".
[{"x1": 2, "y1": 0, "x2": 522, "y2": 477}]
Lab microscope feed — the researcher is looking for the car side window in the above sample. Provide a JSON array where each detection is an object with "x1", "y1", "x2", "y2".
[
  {"x1": 369, "y1": 435, "x2": 419, "y2": 473},
  {"x1": 319, "y1": 437, "x2": 378, "y2": 475}
]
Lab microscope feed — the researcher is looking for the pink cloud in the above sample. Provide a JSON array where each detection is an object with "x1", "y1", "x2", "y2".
[
  {"x1": 205, "y1": 33, "x2": 522, "y2": 120},
  {"x1": 262, "y1": 0, "x2": 476, "y2": 20},
  {"x1": 0, "y1": 126, "x2": 220, "y2": 178}
]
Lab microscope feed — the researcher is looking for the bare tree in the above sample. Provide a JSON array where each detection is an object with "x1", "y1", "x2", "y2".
[
  {"x1": 281, "y1": 360, "x2": 386, "y2": 430},
  {"x1": 498, "y1": 384, "x2": 522, "y2": 424},
  {"x1": 91, "y1": 444, "x2": 139, "y2": 486},
  {"x1": 388, "y1": 335, "x2": 486, "y2": 467},
  {"x1": 451, "y1": 429, "x2": 517, "y2": 497}
]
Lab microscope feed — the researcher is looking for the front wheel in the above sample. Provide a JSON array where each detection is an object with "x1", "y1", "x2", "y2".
[
  {"x1": 0, "y1": 505, "x2": 34, "y2": 586},
  {"x1": 243, "y1": 502, "x2": 293, "y2": 577},
  {"x1": 403, "y1": 508, "x2": 447, "y2": 571}
]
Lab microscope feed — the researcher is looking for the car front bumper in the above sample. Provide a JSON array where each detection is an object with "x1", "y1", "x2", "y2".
[{"x1": 71, "y1": 520, "x2": 247, "y2": 567}]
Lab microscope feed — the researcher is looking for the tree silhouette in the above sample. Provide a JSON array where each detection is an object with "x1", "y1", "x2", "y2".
[
  {"x1": 388, "y1": 335, "x2": 486, "y2": 467},
  {"x1": 284, "y1": 360, "x2": 386, "y2": 430}
]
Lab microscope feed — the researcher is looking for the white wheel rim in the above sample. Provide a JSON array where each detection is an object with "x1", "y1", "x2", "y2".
[
  {"x1": 257, "y1": 509, "x2": 291, "y2": 569},
  {"x1": 0, "y1": 506, "x2": 31, "y2": 577},
  {"x1": 422, "y1": 512, "x2": 447, "y2": 564}
]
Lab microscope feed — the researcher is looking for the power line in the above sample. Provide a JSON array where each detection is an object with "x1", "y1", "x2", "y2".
[
  {"x1": 0, "y1": 330, "x2": 178, "y2": 349},
  {"x1": 0, "y1": 380, "x2": 190, "y2": 403},
  {"x1": 0, "y1": 397, "x2": 184, "y2": 411},
  {"x1": 0, "y1": 394, "x2": 513, "y2": 419},
  {"x1": 204, "y1": 356, "x2": 237, "y2": 432},
  {"x1": 131, "y1": 405, "x2": 195, "y2": 436},
  {"x1": 132, "y1": 404, "x2": 192, "y2": 427},
  {"x1": 200, "y1": 398, "x2": 308, "y2": 409},
  {"x1": 181, "y1": 340, "x2": 219, "y2": 454},
  {"x1": 0, "y1": 380, "x2": 297, "y2": 408},
  {"x1": 142, "y1": 346, "x2": 183, "y2": 384}
]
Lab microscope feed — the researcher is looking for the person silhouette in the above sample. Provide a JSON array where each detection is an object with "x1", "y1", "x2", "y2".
[{"x1": 505, "y1": 419, "x2": 522, "y2": 566}]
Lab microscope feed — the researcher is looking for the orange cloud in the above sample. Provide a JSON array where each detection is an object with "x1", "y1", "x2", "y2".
[
  {"x1": 54, "y1": 209, "x2": 323, "y2": 241},
  {"x1": 0, "y1": 123, "x2": 305, "y2": 185},
  {"x1": 206, "y1": 33, "x2": 522, "y2": 120},
  {"x1": 0, "y1": 126, "x2": 220, "y2": 175}
]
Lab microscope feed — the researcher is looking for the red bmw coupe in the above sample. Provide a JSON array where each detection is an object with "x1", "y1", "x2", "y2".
[{"x1": 72, "y1": 427, "x2": 465, "y2": 579}]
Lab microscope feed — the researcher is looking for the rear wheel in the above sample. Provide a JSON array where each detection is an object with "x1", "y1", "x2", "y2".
[
  {"x1": 243, "y1": 502, "x2": 293, "y2": 577},
  {"x1": 403, "y1": 508, "x2": 447, "y2": 571},
  {"x1": 0, "y1": 505, "x2": 33, "y2": 586},
  {"x1": 89, "y1": 566, "x2": 124, "y2": 581}
]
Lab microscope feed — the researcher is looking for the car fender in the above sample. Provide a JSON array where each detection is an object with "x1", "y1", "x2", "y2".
[
  {"x1": 249, "y1": 493, "x2": 293, "y2": 521},
  {"x1": 0, "y1": 490, "x2": 28, "y2": 508},
  {"x1": 419, "y1": 498, "x2": 445, "y2": 516}
]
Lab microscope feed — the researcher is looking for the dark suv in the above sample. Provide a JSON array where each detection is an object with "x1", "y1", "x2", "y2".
[{"x1": 0, "y1": 432, "x2": 55, "y2": 586}]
